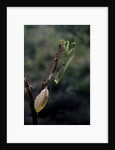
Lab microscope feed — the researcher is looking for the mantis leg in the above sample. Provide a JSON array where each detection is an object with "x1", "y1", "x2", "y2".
[
  {"x1": 64, "y1": 41, "x2": 69, "y2": 54},
  {"x1": 64, "y1": 41, "x2": 76, "y2": 55}
]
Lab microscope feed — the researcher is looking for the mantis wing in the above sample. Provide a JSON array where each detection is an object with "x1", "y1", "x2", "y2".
[{"x1": 54, "y1": 46, "x2": 76, "y2": 84}]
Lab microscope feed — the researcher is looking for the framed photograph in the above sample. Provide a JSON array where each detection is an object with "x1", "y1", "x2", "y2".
[
  {"x1": 24, "y1": 24, "x2": 90, "y2": 126},
  {"x1": 1, "y1": 4, "x2": 110, "y2": 149}
]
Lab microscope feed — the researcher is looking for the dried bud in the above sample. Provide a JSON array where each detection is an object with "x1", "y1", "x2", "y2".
[{"x1": 34, "y1": 87, "x2": 49, "y2": 113}]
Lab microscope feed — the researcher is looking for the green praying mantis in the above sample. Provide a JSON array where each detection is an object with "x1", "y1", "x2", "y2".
[
  {"x1": 54, "y1": 39, "x2": 76, "y2": 84},
  {"x1": 34, "y1": 39, "x2": 76, "y2": 113}
]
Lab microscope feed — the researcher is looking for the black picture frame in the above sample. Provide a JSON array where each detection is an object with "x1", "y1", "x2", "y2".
[{"x1": 0, "y1": 1, "x2": 112, "y2": 149}]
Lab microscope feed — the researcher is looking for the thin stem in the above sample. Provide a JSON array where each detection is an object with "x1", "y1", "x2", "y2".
[
  {"x1": 24, "y1": 77, "x2": 38, "y2": 125},
  {"x1": 24, "y1": 43, "x2": 63, "y2": 125},
  {"x1": 40, "y1": 44, "x2": 63, "y2": 92}
]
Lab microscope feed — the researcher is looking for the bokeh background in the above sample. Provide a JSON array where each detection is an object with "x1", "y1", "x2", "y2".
[{"x1": 24, "y1": 25, "x2": 90, "y2": 125}]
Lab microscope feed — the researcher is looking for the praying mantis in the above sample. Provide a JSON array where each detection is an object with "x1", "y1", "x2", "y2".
[
  {"x1": 34, "y1": 39, "x2": 76, "y2": 113},
  {"x1": 54, "y1": 39, "x2": 76, "y2": 84}
]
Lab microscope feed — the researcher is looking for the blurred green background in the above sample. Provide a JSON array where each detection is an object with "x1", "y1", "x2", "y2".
[{"x1": 24, "y1": 25, "x2": 90, "y2": 125}]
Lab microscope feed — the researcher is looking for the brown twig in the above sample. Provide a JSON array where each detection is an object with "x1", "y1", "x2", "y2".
[
  {"x1": 24, "y1": 77, "x2": 38, "y2": 125},
  {"x1": 24, "y1": 43, "x2": 63, "y2": 125},
  {"x1": 40, "y1": 44, "x2": 63, "y2": 92}
]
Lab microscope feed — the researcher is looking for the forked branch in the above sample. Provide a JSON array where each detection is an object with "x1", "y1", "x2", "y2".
[{"x1": 24, "y1": 43, "x2": 64, "y2": 124}]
